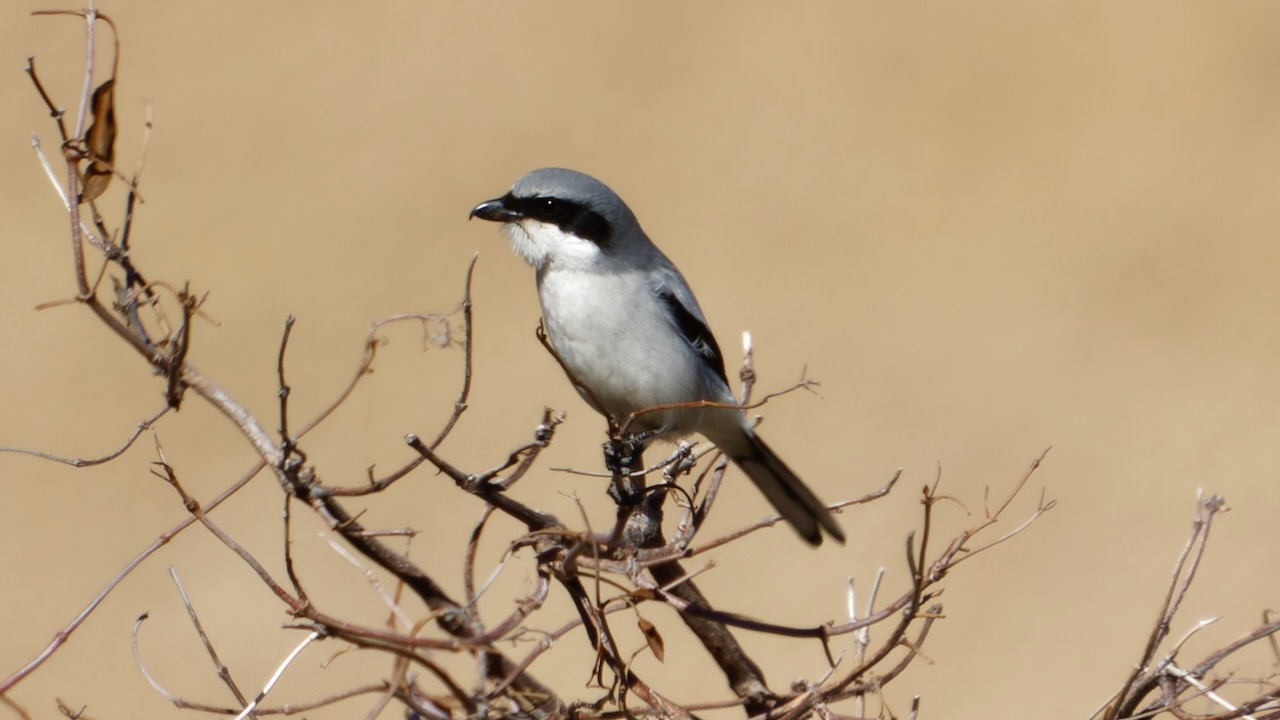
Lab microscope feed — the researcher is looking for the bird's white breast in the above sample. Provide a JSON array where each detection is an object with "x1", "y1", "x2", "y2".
[{"x1": 536, "y1": 265, "x2": 726, "y2": 435}]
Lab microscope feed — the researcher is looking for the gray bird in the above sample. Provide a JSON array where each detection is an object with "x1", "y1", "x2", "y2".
[{"x1": 471, "y1": 168, "x2": 843, "y2": 545}]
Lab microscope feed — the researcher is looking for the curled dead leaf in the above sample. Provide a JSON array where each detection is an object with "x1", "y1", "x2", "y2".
[{"x1": 80, "y1": 78, "x2": 116, "y2": 203}]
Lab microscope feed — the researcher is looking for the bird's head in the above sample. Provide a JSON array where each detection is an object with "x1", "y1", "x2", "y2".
[{"x1": 470, "y1": 168, "x2": 644, "y2": 270}]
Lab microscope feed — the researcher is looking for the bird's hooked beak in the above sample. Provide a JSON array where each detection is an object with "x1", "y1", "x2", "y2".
[{"x1": 469, "y1": 195, "x2": 522, "y2": 223}]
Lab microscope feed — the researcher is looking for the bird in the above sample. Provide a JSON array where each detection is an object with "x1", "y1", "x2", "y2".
[{"x1": 470, "y1": 168, "x2": 843, "y2": 545}]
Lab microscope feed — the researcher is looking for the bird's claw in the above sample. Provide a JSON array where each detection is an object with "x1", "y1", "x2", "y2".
[
  {"x1": 603, "y1": 430, "x2": 657, "y2": 472},
  {"x1": 603, "y1": 430, "x2": 658, "y2": 505}
]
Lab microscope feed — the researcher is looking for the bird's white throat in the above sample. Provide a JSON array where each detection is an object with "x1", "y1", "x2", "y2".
[{"x1": 502, "y1": 220, "x2": 604, "y2": 272}]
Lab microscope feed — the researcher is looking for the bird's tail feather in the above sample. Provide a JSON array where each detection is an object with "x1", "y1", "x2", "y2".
[{"x1": 713, "y1": 428, "x2": 845, "y2": 546}]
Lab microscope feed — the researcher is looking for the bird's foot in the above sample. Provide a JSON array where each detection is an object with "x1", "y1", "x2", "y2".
[
  {"x1": 603, "y1": 430, "x2": 657, "y2": 505},
  {"x1": 602, "y1": 430, "x2": 657, "y2": 474}
]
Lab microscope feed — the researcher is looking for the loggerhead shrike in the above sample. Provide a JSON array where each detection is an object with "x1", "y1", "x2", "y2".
[{"x1": 470, "y1": 168, "x2": 843, "y2": 546}]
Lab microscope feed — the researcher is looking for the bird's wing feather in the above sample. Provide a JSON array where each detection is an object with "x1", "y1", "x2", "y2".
[{"x1": 650, "y1": 271, "x2": 730, "y2": 387}]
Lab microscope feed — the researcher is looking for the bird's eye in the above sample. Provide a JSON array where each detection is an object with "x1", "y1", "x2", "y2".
[{"x1": 538, "y1": 198, "x2": 571, "y2": 220}]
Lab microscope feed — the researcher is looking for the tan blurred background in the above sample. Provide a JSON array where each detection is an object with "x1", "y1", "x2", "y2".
[{"x1": 2, "y1": 2, "x2": 1279, "y2": 718}]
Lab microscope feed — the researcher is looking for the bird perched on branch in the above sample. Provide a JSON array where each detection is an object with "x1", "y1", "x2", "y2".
[{"x1": 471, "y1": 168, "x2": 843, "y2": 546}]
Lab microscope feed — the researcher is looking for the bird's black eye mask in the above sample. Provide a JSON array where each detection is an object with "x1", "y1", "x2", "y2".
[{"x1": 503, "y1": 193, "x2": 613, "y2": 246}]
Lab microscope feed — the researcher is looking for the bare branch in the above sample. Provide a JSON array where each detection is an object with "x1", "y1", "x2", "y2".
[
  {"x1": 151, "y1": 436, "x2": 297, "y2": 607},
  {"x1": 0, "y1": 458, "x2": 267, "y2": 694}
]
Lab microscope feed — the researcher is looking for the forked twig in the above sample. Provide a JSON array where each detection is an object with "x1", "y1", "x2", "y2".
[{"x1": 0, "y1": 458, "x2": 268, "y2": 694}]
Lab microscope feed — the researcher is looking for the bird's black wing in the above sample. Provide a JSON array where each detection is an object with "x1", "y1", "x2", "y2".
[{"x1": 656, "y1": 286, "x2": 730, "y2": 388}]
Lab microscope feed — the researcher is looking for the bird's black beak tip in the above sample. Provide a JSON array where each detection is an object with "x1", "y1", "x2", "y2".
[{"x1": 470, "y1": 197, "x2": 510, "y2": 223}]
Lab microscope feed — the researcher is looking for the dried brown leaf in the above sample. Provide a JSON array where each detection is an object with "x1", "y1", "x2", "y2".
[
  {"x1": 638, "y1": 616, "x2": 665, "y2": 663},
  {"x1": 80, "y1": 78, "x2": 116, "y2": 203}
]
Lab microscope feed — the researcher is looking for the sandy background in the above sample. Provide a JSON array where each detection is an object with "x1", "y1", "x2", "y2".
[{"x1": 2, "y1": 2, "x2": 1279, "y2": 718}]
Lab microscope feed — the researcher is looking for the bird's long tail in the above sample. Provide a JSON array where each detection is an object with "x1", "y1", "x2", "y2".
[{"x1": 711, "y1": 427, "x2": 845, "y2": 546}]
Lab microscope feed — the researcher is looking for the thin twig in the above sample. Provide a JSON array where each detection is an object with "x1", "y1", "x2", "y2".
[
  {"x1": 426, "y1": 254, "x2": 478, "y2": 448},
  {"x1": 169, "y1": 568, "x2": 256, "y2": 717},
  {"x1": 277, "y1": 315, "x2": 296, "y2": 444},
  {"x1": 0, "y1": 406, "x2": 169, "y2": 467},
  {"x1": 232, "y1": 631, "x2": 322, "y2": 720},
  {"x1": 24, "y1": 56, "x2": 68, "y2": 141},
  {"x1": 405, "y1": 433, "x2": 562, "y2": 532},
  {"x1": 281, "y1": 494, "x2": 307, "y2": 604},
  {"x1": 28, "y1": 133, "x2": 100, "y2": 248},
  {"x1": 620, "y1": 377, "x2": 820, "y2": 437},
  {"x1": 132, "y1": 613, "x2": 178, "y2": 704},
  {"x1": 321, "y1": 532, "x2": 414, "y2": 631},
  {"x1": 316, "y1": 259, "x2": 479, "y2": 497},
  {"x1": 1164, "y1": 662, "x2": 1260, "y2": 720},
  {"x1": 0, "y1": 694, "x2": 32, "y2": 720},
  {"x1": 1110, "y1": 493, "x2": 1226, "y2": 718}
]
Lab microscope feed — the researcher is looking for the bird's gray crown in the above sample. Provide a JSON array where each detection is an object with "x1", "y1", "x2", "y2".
[
  {"x1": 509, "y1": 168, "x2": 616, "y2": 205},
  {"x1": 505, "y1": 168, "x2": 639, "y2": 245}
]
